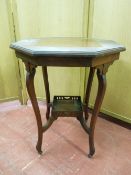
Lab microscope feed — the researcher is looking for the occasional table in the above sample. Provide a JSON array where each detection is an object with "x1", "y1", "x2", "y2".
[{"x1": 10, "y1": 37, "x2": 125, "y2": 157}]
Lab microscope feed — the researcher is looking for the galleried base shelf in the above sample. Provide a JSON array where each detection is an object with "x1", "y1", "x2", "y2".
[{"x1": 52, "y1": 96, "x2": 83, "y2": 117}]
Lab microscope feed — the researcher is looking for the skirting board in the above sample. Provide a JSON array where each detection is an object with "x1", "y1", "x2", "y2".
[
  {"x1": 37, "y1": 98, "x2": 131, "y2": 124},
  {"x1": 0, "y1": 97, "x2": 19, "y2": 103},
  {"x1": 89, "y1": 103, "x2": 131, "y2": 124},
  {"x1": 0, "y1": 98, "x2": 130, "y2": 128}
]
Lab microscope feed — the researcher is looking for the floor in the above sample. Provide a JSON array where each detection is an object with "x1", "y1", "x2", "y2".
[{"x1": 0, "y1": 100, "x2": 130, "y2": 175}]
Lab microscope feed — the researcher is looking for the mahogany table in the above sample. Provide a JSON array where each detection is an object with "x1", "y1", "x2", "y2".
[{"x1": 10, "y1": 37, "x2": 125, "y2": 157}]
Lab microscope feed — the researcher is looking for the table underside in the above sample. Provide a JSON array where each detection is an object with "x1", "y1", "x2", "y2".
[{"x1": 24, "y1": 63, "x2": 111, "y2": 158}]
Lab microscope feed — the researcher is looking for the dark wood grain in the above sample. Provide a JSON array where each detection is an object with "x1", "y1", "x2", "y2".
[
  {"x1": 25, "y1": 63, "x2": 43, "y2": 154},
  {"x1": 88, "y1": 67, "x2": 107, "y2": 157},
  {"x1": 42, "y1": 66, "x2": 50, "y2": 120},
  {"x1": 84, "y1": 67, "x2": 95, "y2": 120}
]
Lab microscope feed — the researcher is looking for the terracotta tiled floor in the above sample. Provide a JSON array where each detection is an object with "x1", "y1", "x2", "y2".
[{"x1": 0, "y1": 100, "x2": 130, "y2": 175}]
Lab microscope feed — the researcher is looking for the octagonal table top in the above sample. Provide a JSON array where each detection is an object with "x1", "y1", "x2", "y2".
[{"x1": 10, "y1": 37, "x2": 125, "y2": 57}]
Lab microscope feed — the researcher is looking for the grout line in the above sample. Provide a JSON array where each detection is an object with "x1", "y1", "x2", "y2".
[{"x1": 22, "y1": 155, "x2": 41, "y2": 173}]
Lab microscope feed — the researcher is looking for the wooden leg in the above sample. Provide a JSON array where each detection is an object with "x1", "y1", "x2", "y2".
[
  {"x1": 84, "y1": 67, "x2": 95, "y2": 120},
  {"x1": 77, "y1": 115, "x2": 90, "y2": 134},
  {"x1": 42, "y1": 66, "x2": 50, "y2": 120},
  {"x1": 88, "y1": 68, "x2": 107, "y2": 158},
  {"x1": 25, "y1": 63, "x2": 43, "y2": 154}
]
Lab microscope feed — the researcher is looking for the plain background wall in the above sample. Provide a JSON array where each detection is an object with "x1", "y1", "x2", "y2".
[
  {"x1": 89, "y1": 0, "x2": 131, "y2": 123},
  {"x1": 0, "y1": 0, "x2": 131, "y2": 123},
  {"x1": 0, "y1": 0, "x2": 20, "y2": 102},
  {"x1": 13, "y1": 0, "x2": 90, "y2": 100}
]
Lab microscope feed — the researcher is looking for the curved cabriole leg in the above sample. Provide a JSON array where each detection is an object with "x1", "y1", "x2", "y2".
[
  {"x1": 42, "y1": 66, "x2": 50, "y2": 120},
  {"x1": 25, "y1": 63, "x2": 43, "y2": 154},
  {"x1": 84, "y1": 67, "x2": 95, "y2": 121},
  {"x1": 88, "y1": 68, "x2": 107, "y2": 158}
]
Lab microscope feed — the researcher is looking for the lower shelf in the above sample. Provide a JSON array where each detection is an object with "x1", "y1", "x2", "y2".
[{"x1": 51, "y1": 96, "x2": 83, "y2": 117}]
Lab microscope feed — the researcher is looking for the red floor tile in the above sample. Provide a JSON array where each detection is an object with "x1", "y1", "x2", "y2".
[{"x1": 0, "y1": 100, "x2": 130, "y2": 175}]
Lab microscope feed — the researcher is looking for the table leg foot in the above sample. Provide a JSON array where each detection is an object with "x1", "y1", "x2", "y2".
[
  {"x1": 36, "y1": 144, "x2": 43, "y2": 154},
  {"x1": 88, "y1": 151, "x2": 95, "y2": 158},
  {"x1": 88, "y1": 135, "x2": 95, "y2": 158},
  {"x1": 77, "y1": 116, "x2": 95, "y2": 158}
]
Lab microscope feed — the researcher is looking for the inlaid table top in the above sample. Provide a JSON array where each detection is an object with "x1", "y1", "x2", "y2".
[{"x1": 10, "y1": 37, "x2": 125, "y2": 57}]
